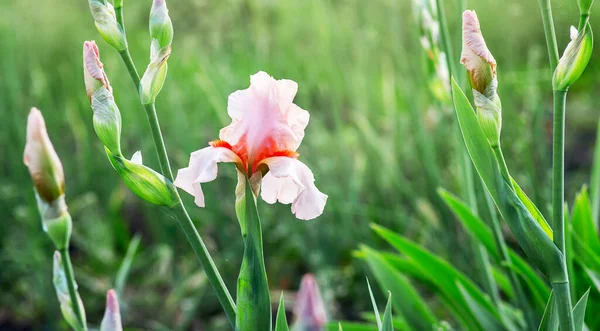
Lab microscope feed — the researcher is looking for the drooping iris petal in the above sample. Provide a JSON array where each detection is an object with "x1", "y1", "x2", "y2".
[
  {"x1": 260, "y1": 157, "x2": 327, "y2": 220},
  {"x1": 174, "y1": 146, "x2": 241, "y2": 207}
]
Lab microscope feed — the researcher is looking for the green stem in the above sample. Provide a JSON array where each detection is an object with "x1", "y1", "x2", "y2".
[
  {"x1": 118, "y1": 49, "x2": 141, "y2": 89},
  {"x1": 142, "y1": 103, "x2": 172, "y2": 179},
  {"x1": 172, "y1": 201, "x2": 237, "y2": 325},
  {"x1": 114, "y1": 0, "x2": 124, "y2": 30},
  {"x1": 538, "y1": 0, "x2": 560, "y2": 70},
  {"x1": 60, "y1": 248, "x2": 87, "y2": 331},
  {"x1": 553, "y1": 87, "x2": 574, "y2": 330},
  {"x1": 552, "y1": 90, "x2": 567, "y2": 255},
  {"x1": 553, "y1": 281, "x2": 575, "y2": 331},
  {"x1": 492, "y1": 146, "x2": 512, "y2": 185}
]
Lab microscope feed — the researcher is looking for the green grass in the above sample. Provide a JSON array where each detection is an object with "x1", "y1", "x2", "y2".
[{"x1": 1, "y1": 0, "x2": 599, "y2": 329}]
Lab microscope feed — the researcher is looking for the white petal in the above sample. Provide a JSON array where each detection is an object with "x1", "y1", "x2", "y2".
[
  {"x1": 259, "y1": 157, "x2": 327, "y2": 220},
  {"x1": 174, "y1": 146, "x2": 240, "y2": 207},
  {"x1": 131, "y1": 151, "x2": 143, "y2": 165},
  {"x1": 570, "y1": 26, "x2": 578, "y2": 40}
]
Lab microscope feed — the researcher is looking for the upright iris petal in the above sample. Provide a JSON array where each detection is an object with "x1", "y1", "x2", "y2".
[{"x1": 174, "y1": 71, "x2": 326, "y2": 220}]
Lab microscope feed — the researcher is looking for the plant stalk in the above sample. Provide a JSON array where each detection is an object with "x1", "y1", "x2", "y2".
[
  {"x1": 118, "y1": 49, "x2": 141, "y2": 88},
  {"x1": 538, "y1": 0, "x2": 560, "y2": 70},
  {"x1": 553, "y1": 281, "x2": 575, "y2": 331},
  {"x1": 552, "y1": 90, "x2": 567, "y2": 255},
  {"x1": 60, "y1": 248, "x2": 87, "y2": 331}
]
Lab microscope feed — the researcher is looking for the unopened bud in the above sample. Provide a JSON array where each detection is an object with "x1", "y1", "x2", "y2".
[
  {"x1": 36, "y1": 195, "x2": 72, "y2": 250},
  {"x1": 24, "y1": 108, "x2": 65, "y2": 203},
  {"x1": 460, "y1": 10, "x2": 496, "y2": 94},
  {"x1": 100, "y1": 290, "x2": 123, "y2": 331},
  {"x1": 293, "y1": 274, "x2": 327, "y2": 331},
  {"x1": 53, "y1": 251, "x2": 87, "y2": 330},
  {"x1": 140, "y1": 0, "x2": 173, "y2": 104},
  {"x1": 460, "y1": 10, "x2": 502, "y2": 147},
  {"x1": 106, "y1": 150, "x2": 179, "y2": 207},
  {"x1": 150, "y1": 0, "x2": 173, "y2": 50},
  {"x1": 83, "y1": 41, "x2": 122, "y2": 156},
  {"x1": 88, "y1": 0, "x2": 127, "y2": 51},
  {"x1": 139, "y1": 46, "x2": 171, "y2": 104},
  {"x1": 553, "y1": 24, "x2": 593, "y2": 91}
]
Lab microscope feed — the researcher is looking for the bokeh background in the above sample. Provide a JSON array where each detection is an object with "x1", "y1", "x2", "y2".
[{"x1": 1, "y1": 0, "x2": 599, "y2": 329}]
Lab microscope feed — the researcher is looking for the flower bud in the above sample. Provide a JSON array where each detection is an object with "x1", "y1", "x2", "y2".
[
  {"x1": 460, "y1": 10, "x2": 502, "y2": 147},
  {"x1": 84, "y1": 41, "x2": 123, "y2": 156},
  {"x1": 36, "y1": 195, "x2": 72, "y2": 250},
  {"x1": 88, "y1": 0, "x2": 127, "y2": 51},
  {"x1": 150, "y1": 0, "x2": 173, "y2": 50},
  {"x1": 100, "y1": 290, "x2": 123, "y2": 331},
  {"x1": 460, "y1": 10, "x2": 496, "y2": 94},
  {"x1": 140, "y1": 0, "x2": 173, "y2": 104},
  {"x1": 24, "y1": 108, "x2": 65, "y2": 203},
  {"x1": 553, "y1": 24, "x2": 593, "y2": 91},
  {"x1": 293, "y1": 274, "x2": 327, "y2": 331},
  {"x1": 53, "y1": 251, "x2": 87, "y2": 330},
  {"x1": 139, "y1": 46, "x2": 171, "y2": 104},
  {"x1": 106, "y1": 150, "x2": 179, "y2": 207}
]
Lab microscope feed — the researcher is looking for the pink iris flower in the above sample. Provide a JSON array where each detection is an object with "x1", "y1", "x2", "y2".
[{"x1": 174, "y1": 71, "x2": 327, "y2": 220}]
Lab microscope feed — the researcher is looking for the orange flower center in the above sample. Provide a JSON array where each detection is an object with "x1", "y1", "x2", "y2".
[{"x1": 210, "y1": 139, "x2": 298, "y2": 174}]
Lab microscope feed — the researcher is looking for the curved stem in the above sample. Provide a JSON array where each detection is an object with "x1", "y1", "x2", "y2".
[
  {"x1": 114, "y1": 0, "x2": 124, "y2": 30},
  {"x1": 60, "y1": 248, "x2": 87, "y2": 331},
  {"x1": 538, "y1": 0, "x2": 560, "y2": 70}
]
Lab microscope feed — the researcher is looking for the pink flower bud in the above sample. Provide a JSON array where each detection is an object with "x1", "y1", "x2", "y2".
[
  {"x1": 293, "y1": 274, "x2": 327, "y2": 331},
  {"x1": 100, "y1": 289, "x2": 123, "y2": 331},
  {"x1": 460, "y1": 10, "x2": 496, "y2": 94},
  {"x1": 24, "y1": 108, "x2": 65, "y2": 203},
  {"x1": 83, "y1": 41, "x2": 111, "y2": 99}
]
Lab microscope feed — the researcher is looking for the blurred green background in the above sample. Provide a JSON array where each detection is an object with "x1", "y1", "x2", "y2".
[{"x1": 1, "y1": 0, "x2": 599, "y2": 329}]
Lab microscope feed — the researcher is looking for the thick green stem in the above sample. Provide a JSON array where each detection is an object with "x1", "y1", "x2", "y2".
[
  {"x1": 538, "y1": 0, "x2": 560, "y2": 70},
  {"x1": 553, "y1": 88, "x2": 574, "y2": 330},
  {"x1": 553, "y1": 281, "x2": 575, "y2": 331},
  {"x1": 552, "y1": 90, "x2": 567, "y2": 255},
  {"x1": 118, "y1": 50, "x2": 141, "y2": 89},
  {"x1": 171, "y1": 202, "x2": 237, "y2": 325},
  {"x1": 60, "y1": 248, "x2": 87, "y2": 331}
]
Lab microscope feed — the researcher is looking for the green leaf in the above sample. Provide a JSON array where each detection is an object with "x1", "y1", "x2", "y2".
[
  {"x1": 114, "y1": 234, "x2": 141, "y2": 297},
  {"x1": 590, "y1": 117, "x2": 600, "y2": 224},
  {"x1": 584, "y1": 268, "x2": 600, "y2": 293},
  {"x1": 451, "y1": 78, "x2": 502, "y2": 203},
  {"x1": 572, "y1": 187, "x2": 600, "y2": 267},
  {"x1": 325, "y1": 322, "x2": 377, "y2": 331},
  {"x1": 511, "y1": 178, "x2": 553, "y2": 240},
  {"x1": 235, "y1": 178, "x2": 271, "y2": 331},
  {"x1": 367, "y1": 278, "x2": 382, "y2": 331},
  {"x1": 372, "y1": 223, "x2": 498, "y2": 331},
  {"x1": 382, "y1": 292, "x2": 393, "y2": 331},
  {"x1": 573, "y1": 289, "x2": 590, "y2": 331},
  {"x1": 452, "y1": 79, "x2": 563, "y2": 281},
  {"x1": 275, "y1": 293, "x2": 289, "y2": 331},
  {"x1": 507, "y1": 251, "x2": 550, "y2": 309},
  {"x1": 438, "y1": 188, "x2": 497, "y2": 256},
  {"x1": 538, "y1": 290, "x2": 558, "y2": 331},
  {"x1": 456, "y1": 282, "x2": 504, "y2": 331},
  {"x1": 361, "y1": 246, "x2": 437, "y2": 330}
]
